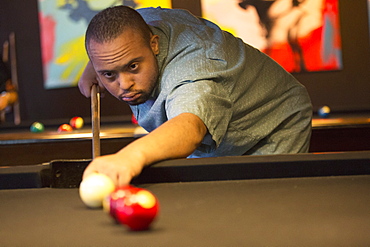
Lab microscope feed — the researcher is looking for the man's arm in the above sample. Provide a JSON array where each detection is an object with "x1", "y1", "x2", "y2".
[{"x1": 83, "y1": 112, "x2": 208, "y2": 186}]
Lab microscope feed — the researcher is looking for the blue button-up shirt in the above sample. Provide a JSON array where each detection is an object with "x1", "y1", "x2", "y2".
[{"x1": 130, "y1": 7, "x2": 312, "y2": 157}]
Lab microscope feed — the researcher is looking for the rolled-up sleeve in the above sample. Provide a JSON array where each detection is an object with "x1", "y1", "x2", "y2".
[{"x1": 165, "y1": 80, "x2": 232, "y2": 152}]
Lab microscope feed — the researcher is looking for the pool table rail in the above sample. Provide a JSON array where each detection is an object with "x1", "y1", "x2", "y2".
[{"x1": 1, "y1": 151, "x2": 370, "y2": 190}]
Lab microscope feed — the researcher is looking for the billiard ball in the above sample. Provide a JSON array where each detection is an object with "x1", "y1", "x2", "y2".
[
  {"x1": 318, "y1": 105, "x2": 331, "y2": 118},
  {"x1": 70, "y1": 116, "x2": 84, "y2": 129},
  {"x1": 131, "y1": 114, "x2": 138, "y2": 125},
  {"x1": 103, "y1": 185, "x2": 132, "y2": 223},
  {"x1": 106, "y1": 186, "x2": 159, "y2": 231},
  {"x1": 57, "y1": 123, "x2": 73, "y2": 132},
  {"x1": 79, "y1": 173, "x2": 116, "y2": 208},
  {"x1": 30, "y1": 122, "x2": 44, "y2": 133}
]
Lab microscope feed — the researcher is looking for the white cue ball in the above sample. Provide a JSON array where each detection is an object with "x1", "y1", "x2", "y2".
[{"x1": 79, "y1": 173, "x2": 116, "y2": 208}]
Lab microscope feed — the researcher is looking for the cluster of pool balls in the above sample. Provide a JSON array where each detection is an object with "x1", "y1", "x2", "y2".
[
  {"x1": 79, "y1": 173, "x2": 159, "y2": 231},
  {"x1": 30, "y1": 116, "x2": 84, "y2": 133}
]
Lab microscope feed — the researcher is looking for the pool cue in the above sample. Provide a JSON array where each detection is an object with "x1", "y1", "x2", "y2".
[
  {"x1": 9, "y1": 32, "x2": 21, "y2": 125},
  {"x1": 0, "y1": 41, "x2": 8, "y2": 123},
  {"x1": 91, "y1": 84, "x2": 101, "y2": 158}
]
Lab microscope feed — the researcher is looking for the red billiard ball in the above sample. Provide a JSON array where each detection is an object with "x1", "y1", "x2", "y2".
[
  {"x1": 105, "y1": 186, "x2": 159, "y2": 231},
  {"x1": 57, "y1": 123, "x2": 73, "y2": 132},
  {"x1": 103, "y1": 185, "x2": 131, "y2": 222},
  {"x1": 70, "y1": 116, "x2": 84, "y2": 129},
  {"x1": 131, "y1": 114, "x2": 138, "y2": 125}
]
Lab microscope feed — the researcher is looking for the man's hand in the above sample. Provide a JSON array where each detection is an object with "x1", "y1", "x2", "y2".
[
  {"x1": 82, "y1": 113, "x2": 208, "y2": 187},
  {"x1": 78, "y1": 61, "x2": 105, "y2": 98},
  {"x1": 83, "y1": 152, "x2": 145, "y2": 186}
]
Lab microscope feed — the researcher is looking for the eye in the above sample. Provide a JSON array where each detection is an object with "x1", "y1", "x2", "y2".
[
  {"x1": 129, "y1": 63, "x2": 139, "y2": 71},
  {"x1": 103, "y1": 71, "x2": 115, "y2": 79}
]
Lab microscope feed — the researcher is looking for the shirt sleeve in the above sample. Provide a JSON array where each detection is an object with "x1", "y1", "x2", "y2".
[{"x1": 165, "y1": 79, "x2": 233, "y2": 153}]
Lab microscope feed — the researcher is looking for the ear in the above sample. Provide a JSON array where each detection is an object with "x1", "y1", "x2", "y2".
[{"x1": 150, "y1": 35, "x2": 160, "y2": 55}]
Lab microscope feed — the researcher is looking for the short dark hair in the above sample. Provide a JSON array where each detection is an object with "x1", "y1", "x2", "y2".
[{"x1": 85, "y1": 5, "x2": 152, "y2": 51}]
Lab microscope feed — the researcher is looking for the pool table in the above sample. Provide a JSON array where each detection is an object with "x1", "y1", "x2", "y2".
[
  {"x1": 1, "y1": 151, "x2": 369, "y2": 246},
  {"x1": 1, "y1": 112, "x2": 369, "y2": 166}
]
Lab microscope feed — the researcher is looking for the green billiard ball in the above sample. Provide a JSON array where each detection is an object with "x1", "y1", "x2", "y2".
[{"x1": 30, "y1": 122, "x2": 45, "y2": 133}]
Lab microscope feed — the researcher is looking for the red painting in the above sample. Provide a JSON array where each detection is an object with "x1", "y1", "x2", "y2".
[{"x1": 202, "y1": 0, "x2": 343, "y2": 73}]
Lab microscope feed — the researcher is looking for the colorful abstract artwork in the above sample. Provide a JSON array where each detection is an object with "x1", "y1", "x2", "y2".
[
  {"x1": 38, "y1": 0, "x2": 171, "y2": 89},
  {"x1": 201, "y1": 0, "x2": 342, "y2": 73}
]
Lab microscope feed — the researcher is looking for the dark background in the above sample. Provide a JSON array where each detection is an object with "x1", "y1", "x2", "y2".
[{"x1": 0, "y1": 0, "x2": 369, "y2": 126}]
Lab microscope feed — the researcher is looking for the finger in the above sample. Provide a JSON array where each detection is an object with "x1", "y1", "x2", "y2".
[
  {"x1": 78, "y1": 79, "x2": 92, "y2": 98},
  {"x1": 95, "y1": 77, "x2": 106, "y2": 96},
  {"x1": 82, "y1": 162, "x2": 97, "y2": 180},
  {"x1": 83, "y1": 85, "x2": 91, "y2": 98},
  {"x1": 79, "y1": 61, "x2": 99, "y2": 98},
  {"x1": 117, "y1": 172, "x2": 131, "y2": 187}
]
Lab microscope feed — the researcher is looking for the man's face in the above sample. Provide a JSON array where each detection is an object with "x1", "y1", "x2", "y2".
[{"x1": 88, "y1": 29, "x2": 159, "y2": 105}]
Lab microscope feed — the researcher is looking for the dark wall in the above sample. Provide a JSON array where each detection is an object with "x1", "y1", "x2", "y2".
[{"x1": 0, "y1": 0, "x2": 369, "y2": 127}]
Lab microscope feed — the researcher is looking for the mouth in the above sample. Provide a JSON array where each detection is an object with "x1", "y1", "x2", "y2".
[{"x1": 120, "y1": 92, "x2": 141, "y2": 103}]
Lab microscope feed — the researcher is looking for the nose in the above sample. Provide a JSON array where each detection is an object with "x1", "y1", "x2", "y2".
[{"x1": 117, "y1": 73, "x2": 134, "y2": 91}]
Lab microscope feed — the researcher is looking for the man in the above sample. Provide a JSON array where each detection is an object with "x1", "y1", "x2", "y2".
[
  {"x1": 0, "y1": 59, "x2": 17, "y2": 112},
  {"x1": 79, "y1": 6, "x2": 312, "y2": 186}
]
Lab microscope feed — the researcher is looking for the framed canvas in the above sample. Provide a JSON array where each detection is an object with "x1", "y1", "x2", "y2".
[
  {"x1": 201, "y1": 0, "x2": 343, "y2": 73},
  {"x1": 38, "y1": 0, "x2": 171, "y2": 89}
]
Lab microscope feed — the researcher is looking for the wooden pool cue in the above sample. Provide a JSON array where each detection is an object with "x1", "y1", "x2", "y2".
[
  {"x1": 1, "y1": 34, "x2": 20, "y2": 124},
  {"x1": 91, "y1": 84, "x2": 101, "y2": 158},
  {"x1": 9, "y1": 32, "x2": 21, "y2": 125}
]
